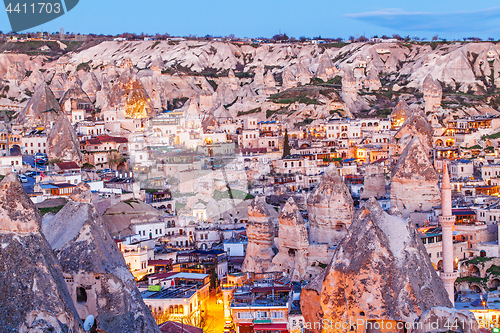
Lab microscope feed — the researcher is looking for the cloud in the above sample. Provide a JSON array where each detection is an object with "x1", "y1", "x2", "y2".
[{"x1": 344, "y1": 7, "x2": 500, "y2": 35}]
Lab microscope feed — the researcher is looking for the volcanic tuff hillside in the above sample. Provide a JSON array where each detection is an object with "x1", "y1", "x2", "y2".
[{"x1": 2, "y1": 40, "x2": 500, "y2": 125}]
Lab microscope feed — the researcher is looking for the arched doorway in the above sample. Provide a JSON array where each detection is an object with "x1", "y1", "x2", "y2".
[
  {"x1": 468, "y1": 265, "x2": 480, "y2": 277},
  {"x1": 470, "y1": 284, "x2": 482, "y2": 293},
  {"x1": 490, "y1": 278, "x2": 500, "y2": 290},
  {"x1": 437, "y1": 260, "x2": 443, "y2": 271}
]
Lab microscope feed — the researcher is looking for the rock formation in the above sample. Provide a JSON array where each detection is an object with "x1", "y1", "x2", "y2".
[
  {"x1": 263, "y1": 71, "x2": 278, "y2": 95},
  {"x1": 253, "y1": 64, "x2": 265, "y2": 86},
  {"x1": 17, "y1": 81, "x2": 62, "y2": 128},
  {"x1": 107, "y1": 68, "x2": 153, "y2": 119},
  {"x1": 0, "y1": 173, "x2": 84, "y2": 332},
  {"x1": 241, "y1": 196, "x2": 276, "y2": 273},
  {"x1": 423, "y1": 74, "x2": 442, "y2": 112},
  {"x1": 315, "y1": 53, "x2": 337, "y2": 82},
  {"x1": 102, "y1": 199, "x2": 164, "y2": 239},
  {"x1": 393, "y1": 109, "x2": 434, "y2": 154},
  {"x1": 296, "y1": 61, "x2": 312, "y2": 85},
  {"x1": 282, "y1": 69, "x2": 297, "y2": 88},
  {"x1": 81, "y1": 72, "x2": 101, "y2": 102},
  {"x1": 341, "y1": 70, "x2": 367, "y2": 113},
  {"x1": 59, "y1": 81, "x2": 94, "y2": 115},
  {"x1": 364, "y1": 68, "x2": 381, "y2": 91},
  {"x1": 307, "y1": 164, "x2": 354, "y2": 247},
  {"x1": 361, "y1": 163, "x2": 386, "y2": 199},
  {"x1": 271, "y1": 198, "x2": 310, "y2": 280},
  {"x1": 47, "y1": 113, "x2": 83, "y2": 164},
  {"x1": 390, "y1": 98, "x2": 411, "y2": 129},
  {"x1": 264, "y1": 71, "x2": 276, "y2": 87},
  {"x1": 42, "y1": 183, "x2": 160, "y2": 333},
  {"x1": 391, "y1": 137, "x2": 441, "y2": 217},
  {"x1": 227, "y1": 69, "x2": 239, "y2": 90},
  {"x1": 301, "y1": 198, "x2": 452, "y2": 333},
  {"x1": 412, "y1": 307, "x2": 478, "y2": 333}
]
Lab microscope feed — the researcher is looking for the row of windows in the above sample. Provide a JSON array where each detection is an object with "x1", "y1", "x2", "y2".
[
  {"x1": 27, "y1": 149, "x2": 46, "y2": 154},
  {"x1": 0, "y1": 135, "x2": 20, "y2": 141},
  {"x1": 422, "y1": 236, "x2": 442, "y2": 244},
  {"x1": 25, "y1": 142, "x2": 46, "y2": 147},
  {"x1": 284, "y1": 161, "x2": 302, "y2": 168},
  {"x1": 236, "y1": 311, "x2": 283, "y2": 319},
  {"x1": 139, "y1": 229, "x2": 163, "y2": 237},
  {"x1": 327, "y1": 122, "x2": 388, "y2": 131},
  {"x1": 152, "y1": 304, "x2": 186, "y2": 314},
  {"x1": 169, "y1": 240, "x2": 191, "y2": 247}
]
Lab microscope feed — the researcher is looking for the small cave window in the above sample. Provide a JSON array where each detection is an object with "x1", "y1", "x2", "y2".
[
  {"x1": 288, "y1": 248, "x2": 296, "y2": 257},
  {"x1": 360, "y1": 311, "x2": 365, "y2": 316},
  {"x1": 76, "y1": 287, "x2": 87, "y2": 303}
]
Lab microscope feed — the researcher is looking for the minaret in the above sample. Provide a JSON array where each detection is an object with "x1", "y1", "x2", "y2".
[{"x1": 440, "y1": 163, "x2": 457, "y2": 305}]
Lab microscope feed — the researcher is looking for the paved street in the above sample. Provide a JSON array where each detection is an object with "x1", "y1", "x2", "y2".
[
  {"x1": 21, "y1": 155, "x2": 39, "y2": 193},
  {"x1": 205, "y1": 289, "x2": 225, "y2": 333}
]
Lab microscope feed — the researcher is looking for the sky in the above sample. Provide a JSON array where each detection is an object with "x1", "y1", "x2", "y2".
[{"x1": 1, "y1": 0, "x2": 500, "y2": 40}]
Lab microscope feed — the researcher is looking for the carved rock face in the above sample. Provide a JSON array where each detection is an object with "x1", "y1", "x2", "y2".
[
  {"x1": 391, "y1": 137, "x2": 440, "y2": 217},
  {"x1": 307, "y1": 164, "x2": 354, "y2": 247},
  {"x1": 301, "y1": 199, "x2": 452, "y2": 333},
  {"x1": 241, "y1": 196, "x2": 276, "y2": 273},
  {"x1": 47, "y1": 113, "x2": 83, "y2": 164},
  {"x1": 69, "y1": 182, "x2": 92, "y2": 203},
  {"x1": 0, "y1": 173, "x2": 83, "y2": 332},
  {"x1": 42, "y1": 192, "x2": 160, "y2": 333},
  {"x1": 107, "y1": 68, "x2": 152, "y2": 119},
  {"x1": 390, "y1": 98, "x2": 411, "y2": 127},
  {"x1": 423, "y1": 74, "x2": 442, "y2": 112},
  {"x1": 0, "y1": 173, "x2": 40, "y2": 233},
  {"x1": 271, "y1": 198, "x2": 310, "y2": 280},
  {"x1": 17, "y1": 81, "x2": 62, "y2": 128},
  {"x1": 394, "y1": 110, "x2": 434, "y2": 153},
  {"x1": 361, "y1": 163, "x2": 386, "y2": 199}
]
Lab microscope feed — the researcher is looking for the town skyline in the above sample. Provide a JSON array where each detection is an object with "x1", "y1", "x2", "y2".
[{"x1": 1, "y1": 1, "x2": 500, "y2": 39}]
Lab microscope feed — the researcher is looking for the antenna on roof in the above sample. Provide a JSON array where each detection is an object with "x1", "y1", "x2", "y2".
[{"x1": 83, "y1": 315, "x2": 95, "y2": 331}]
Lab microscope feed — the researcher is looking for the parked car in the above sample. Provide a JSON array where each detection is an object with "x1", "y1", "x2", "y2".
[{"x1": 18, "y1": 174, "x2": 28, "y2": 183}]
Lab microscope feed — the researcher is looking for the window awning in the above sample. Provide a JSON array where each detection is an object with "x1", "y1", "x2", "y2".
[{"x1": 254, "y1": 323, "x2": 288, "y2": 330}]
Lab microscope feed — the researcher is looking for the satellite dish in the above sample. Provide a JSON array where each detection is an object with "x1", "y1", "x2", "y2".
[{"x1": 83, "y1": 315, "x2": 95, "y2": 331}]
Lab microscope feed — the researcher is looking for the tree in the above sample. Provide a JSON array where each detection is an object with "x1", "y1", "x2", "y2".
[
  {"x1": 107, "y1": 151, "x2": 126, "y2": 169},
  {"x1": 48, "y1": 158, "x2": 62, "y2": 166},
  {"x1": 209, "y1": 267, "x2": 217, "y2": 289},
  {"x1": 282, "y1": 129, "x2": 290, "y2": 158},
  {"x1": 357, "y1": 35, "x2": 368, "y2": 42},
  {"x1": 432, "y1": 35, "x2": 439, "y2": 41}
]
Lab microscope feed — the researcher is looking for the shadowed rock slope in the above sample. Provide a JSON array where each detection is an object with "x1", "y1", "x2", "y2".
[
  {"x1": 301, "y1": 198, "x2": 451, "y2": 333},
  {"x1": 42, "y1": 183, "x2": 160, "y2": 333},
  {"x1": 0, "y1": 173, "x2": 83, "y2": 333}
]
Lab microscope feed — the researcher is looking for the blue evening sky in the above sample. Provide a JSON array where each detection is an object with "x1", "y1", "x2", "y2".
[{"x1": 1, "y1": 0, "x2": 500, "y2": 39}]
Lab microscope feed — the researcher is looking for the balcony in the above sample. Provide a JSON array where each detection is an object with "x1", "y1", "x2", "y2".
[{"x1": 231, "y1": 295, "x2": 290, "y2": 308}]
